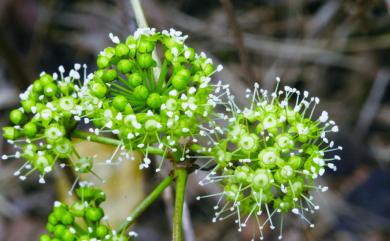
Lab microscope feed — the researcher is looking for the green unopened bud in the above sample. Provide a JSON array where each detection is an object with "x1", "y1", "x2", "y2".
[
  {"x1": 33, "y1": 80, "x2": 44, "y2": 93},
  {"x1": 146, "y1": 93, "x2": 162, "y2": 109},
  {"x1": 23, "y1": 122, "x2": 38, "y2": 138},
  {"x1": 137, "y1": 39, "x2": 155, "y2": 53},
  {"x1": 112, "y1": 95, "x2": 128, "y2": 111},
  {"x1": 128, "y1": 73, "x2": 143, "y2": 87},
  {"x1": 102, "y1": 69, "x2": 118, "y2": 82},
  {"x1": 3, "y1": 126, "x2": 20, "y2": 140},
  {"x1": 117, "y1": 59, "x2": 133, "y2": 73},
  {"x1": 90, "y1": 82, "x2": 107, "y2": 98},
  {"x1": 40, "y1": 74, "x2": 53, "y2": 85},
  {"x1": 97, "y1": 55, "x2": 110, "y2": 69},
  {"x1": 39, "y1": 234, "x2": 51, "y2": 241},
  {"x1": 96, "y1": 225, "x2": 109, "y2": 238},
  {"x1": 10, "y1": 109, "x2": 24, "y2": 125},
  {"x1": 60, "y1": 212, "x2": 74, "y2": 225},
  {"x1": 85, "y1": 207, "x2": 104, "y2": 222},
  {"x1": 137, "y1": 53, "x2": 155, "y2": 69},
  {"x1": 171, "y1": 74, "x2": 189, "y2": 90},
  {"x1": 21, "y1": 99, "x2": 35, "y2": 113},
  {"x1": 44, "y1": 83, "x2": 58, "y2": 97},
  {"x1": 115, "y1": 43, "x2": 129, "y2": 57},
  {"x1": 133, "y1": 85, "x2": 149, "y2": 100}
]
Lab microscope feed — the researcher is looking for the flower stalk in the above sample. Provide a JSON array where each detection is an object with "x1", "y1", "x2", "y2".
[
  {"x1": 118, "y1": 174, "x2": 174, "y2": 234},
  {"x1": 173, "y1": 168, "x2": 188, "y2": 241},
  {"x1": 71, "y1": 129, "x2": 164, "y2": 156}
]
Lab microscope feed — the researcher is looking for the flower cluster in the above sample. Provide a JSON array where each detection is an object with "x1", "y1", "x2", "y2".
[
  {"x1": 197, "y1": 79, "x2": 342, "y2": 239},
  {"x1": 78, "y1": 28, "x2": 224, "y2": 170},
  {"x1": 39, "y1": 183, "x2": 135, "y2": 241},
  {"x1": 2, "y1": 65, "x2": 90, "y2": 183}
]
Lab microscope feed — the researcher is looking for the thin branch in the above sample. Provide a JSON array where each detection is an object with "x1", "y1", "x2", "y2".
[
  {"x1": 118, "y1": 174, "x2": 174, "y2": 233},
  {"x1": 71, "y1": 130, "x2": 164, "y2": 156},
  {"x1": 353, "y1": 68, "x2": 390, "y2": 141}
]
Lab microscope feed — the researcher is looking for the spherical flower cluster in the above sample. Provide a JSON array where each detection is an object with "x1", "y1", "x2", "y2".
[
  {"x1": 78, "y1": 28, "x2": 224, "y2": 170},
  {"x1": 39, "y1": 183, "x2": 135, "y2": 241},
  {"x1": 1, "y1": 65, "x2": 90, "y2": 182},
  {"x1": 197, "y1": 79, "x2": 342, "y2": 240}
]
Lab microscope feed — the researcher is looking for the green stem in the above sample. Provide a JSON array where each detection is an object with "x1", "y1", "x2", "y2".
[
  {"x1": 173, "y1": 168, "x2": 188, "y2": 241},
  {"x1": 130, "y1": 0, "x2": 148, "y2": 28},
  {"x1": 71, "y1": 130, "x2": 164, "y2": 155},
  {"x1": 118, "y1": 174, "x2": 174, "y2": 233}
]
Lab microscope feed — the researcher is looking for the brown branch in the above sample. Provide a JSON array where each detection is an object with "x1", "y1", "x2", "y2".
[
  {"x1": 353, "y1": 68, "x2": 390, "y2": 141},
  {"x1": 220, "y1": 0, "x2": 256, "y2": 85}
]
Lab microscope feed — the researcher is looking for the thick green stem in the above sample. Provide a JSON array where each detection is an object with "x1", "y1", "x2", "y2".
[
  {"x1": 71, "y1": 129, "x2": 164, "y2": 156},
  {"x1": 173, "y1": 168, "x2": 188, "y2": 241},
  {"x1": 118, "y1": 175, "x2": 174, "y2": 233}
]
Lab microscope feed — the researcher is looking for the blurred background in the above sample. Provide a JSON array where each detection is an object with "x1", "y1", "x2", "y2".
[{"x1": 0, "y1": 0, "x2": 390, "y2": 240}]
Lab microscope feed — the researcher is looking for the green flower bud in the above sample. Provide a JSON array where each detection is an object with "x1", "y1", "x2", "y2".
[
  {"x1": 53, "y1": 224, "x2": 66, "y2": 238},
  {"x1": 85, "y1": 207, "x2": 104, "y2": 222},
  {"x1": 94, "y1": 190, "x2": 106, "y2": 205},
  {"x1": 23, "y1": 122, "x2": 38, "y2": 138},
  {"x1": 90, "y1": 82, "x2": 107, "y2": 98},
  {"x1": 102, "y1": 69, "x2": 118, "y2": 82},
  {"x1": 103, "y1": 47, "x2": 116, "y2": 58},
  {"x1": 112, "y1": 95, "x2": 128, "y2": 111},
  {"x1": 171, "y1": 74, "x2": 189, "y2": 90},
  {"x1": 10, "y1": 109, "x2": 24, "y2": 125},
  {"x1": 96, "y1": 225, "x2": 109, "y2": 238},
  {"x1": 202, "y1": 63, "x2": 215, "y2": 75},
  {"x1": 133, "y1": 85, "x2": 149, "y2": 100},
  {"x1": 62, "y1": 229, "x2": 75, "y2": 241},
  {"x1": 2, "y1": 126, "x2": 20, "y2": 140},
  {"x1": 70, "y1": 201, "x2": 86, "y2": 217},
  {"x1": 146, "y1": 93, "x2": 162, "y2": 109},
  {"x1": 137, "y1": 53, "x2": 155, "y2": 69},
  {"x1": 48, "y1": 213, "x2": 58, "y2": 225},
  {"x1": 44, "y1": 83, "x2": 58, "y2": 97},
  {"x1": 39, "y1": 234, "x2": 52, "y2": 241},
  {"x1": 60, "y1": 212, "x2": 74, "y2": 225},
  {"x1": 40, "y1": 74, "x2": 53, "y2": 85},
  {"x1": 128, "y1": 73, "x2": 143, "y2": 87},
  {"x1": 117, "y1": 59, "x2": 133, "y2": 73},
  {"x1": 137, "y1": 39, "x2": 155, "y2": 53},
  {"x1": 115, "y1": 43, "x2": 129, "y2": 57},
  {"x1": 21, "y1": 99, "x2": 35, "y2": 113},
  {"x1": 33, "y1": 80, "x2": 44, "y2": 93},
  {"x1": 76, "y1": 186, "x2": 95, "y2": 201},
  {"x1": 97, "y1": 55, "x2": 110, "y2": 69}
]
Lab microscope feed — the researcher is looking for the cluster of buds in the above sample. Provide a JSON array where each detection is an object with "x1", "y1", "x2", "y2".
[
  {"x1": 39, "y1": 183, "x2": 135, "y2": 241},
  {"x1": 2, "y1": 65, "x2": 89, "y2": 183},
  {"x1": 0, "y1": 27, "x2": 342, "y2": 240},
  {"x1": 197, "y1": 79, "x2": 341, "y2": 240},
  {"x1": 77, "y1": 28, "x2": 224, "y2": 171}
]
